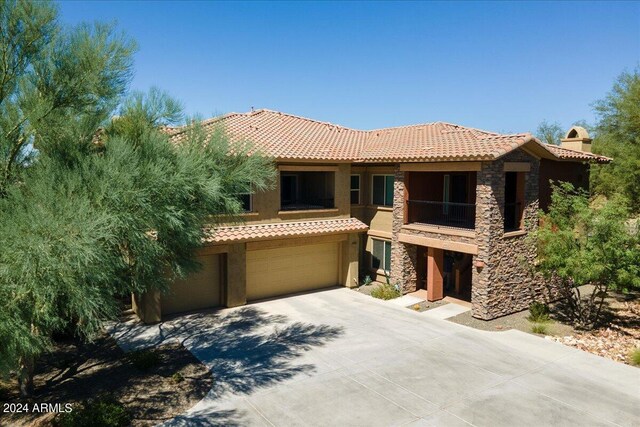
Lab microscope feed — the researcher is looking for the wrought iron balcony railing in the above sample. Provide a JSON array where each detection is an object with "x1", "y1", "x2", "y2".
[{"x1": 407, "y1": 200, "x2": 476, "y2": 229}]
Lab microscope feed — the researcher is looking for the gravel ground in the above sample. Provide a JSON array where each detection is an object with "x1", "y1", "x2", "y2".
[
  {"x1": 448, "y1": 308, "x2": 575, "y2": 336},
  {"x1": 352, "y1": 284, "x2": 447, "y2": 312},
  {"x1": 1, "y1": 334, "x2": 212, "y2": 426},
  {"x1": 352, "y1": 281, "x2": 386, "y2": 297},
  {"x1": 448, "y1": 288, "x2": 639, "y2": 366}
]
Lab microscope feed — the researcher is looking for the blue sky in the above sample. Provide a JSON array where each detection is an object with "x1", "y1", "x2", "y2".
[{"x1": 58, "y1": 1, "x2": 639, "y2": 134}]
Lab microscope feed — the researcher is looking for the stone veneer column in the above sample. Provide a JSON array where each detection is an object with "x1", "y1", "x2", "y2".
[
  {"x1": 472, "y1": 151, "x2": 551, "y2": 320},
  {"x1": 390, "y1": 165, "x2": 417, "y2": 293},
  {"x1": 472, "y1": 161, "x2": 500, "y2": 319}
]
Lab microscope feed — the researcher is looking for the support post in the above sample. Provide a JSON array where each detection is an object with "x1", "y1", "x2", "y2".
[{"x1": 427, "y1": 247, "x2": 444, "y2": 301}]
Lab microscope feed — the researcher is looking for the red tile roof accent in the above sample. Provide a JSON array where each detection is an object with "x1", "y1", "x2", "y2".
[
  {"x1": 204, "y1": 217, "x2": 368, "y2": 244},
  {"x1": 544, "y1": 144, "x2": 611, "y2": 163},
  {"x1": 168, "y1": 109, "x2": 610, "y2": 163}
]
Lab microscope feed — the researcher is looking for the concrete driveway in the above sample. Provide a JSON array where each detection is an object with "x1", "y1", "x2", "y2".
[{"x1": 109, "y1": 288, "x2": 640, "y2": 427}]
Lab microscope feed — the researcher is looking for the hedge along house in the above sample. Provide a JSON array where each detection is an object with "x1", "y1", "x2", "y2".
[{"x1": 132, "y1": 110, "x2": 609, "y2": 323}]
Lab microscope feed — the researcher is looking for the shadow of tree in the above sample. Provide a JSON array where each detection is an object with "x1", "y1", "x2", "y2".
[
  {"x1": 168, "y1": 408, "x2": 244, "y2": 427},
  {"x1": 3, "y1": 335, "x2": 213, "y2": 426},
  {"x1": 163, "y1": 306, "x2": 344, "y2": 399}
]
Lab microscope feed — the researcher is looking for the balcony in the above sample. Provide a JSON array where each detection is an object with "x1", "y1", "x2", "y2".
[
  {"x1": 405, "y1": 171, "x2": 477, "y2": 230},
  {"x1": 407, "y1": 200, "x2": 476, "y2": 229},
  {"x1": 281, "y1": 197, "x2": 335, "y2": 211},
  {"x1": 280, "y1": 171, "x2": 335, "y2": 211}
]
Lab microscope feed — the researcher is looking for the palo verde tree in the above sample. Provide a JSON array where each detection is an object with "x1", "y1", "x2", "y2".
[
  {"x1": 590, "y1": 68, "x2": 640, "y2": 214},
  {"x1": 0, "y1": 1, "x2": 275, "y2": 396},
  {"x1": 535, "y1": 120, "x2": 564, "y2": 146},
  {"x1": 532, "y1": 182, "x2": 640, "y2": 330}
]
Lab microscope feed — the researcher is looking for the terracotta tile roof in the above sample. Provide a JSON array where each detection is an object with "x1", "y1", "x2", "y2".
[
  {"x1": 169, "y1": 110, "x2": 367, "y2": 161},
  {"x1": 204, "y1": 217, "x2": 368, "y2": 244},
  {"x1": 544, "y1": 144, "x2": 611, "y2": 164},
  {"x1": 168, "y1": 109, "x2": 610, "y2": 164}
]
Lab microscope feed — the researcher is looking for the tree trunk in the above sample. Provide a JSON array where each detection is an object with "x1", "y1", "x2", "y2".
[{"x1": 18, "y1": 355, "x2": 35, "y2": 397}]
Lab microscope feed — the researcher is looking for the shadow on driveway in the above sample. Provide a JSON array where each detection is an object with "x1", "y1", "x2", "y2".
[{"x1": 112, "y1": 306, "x2": 344, "y2": 426}]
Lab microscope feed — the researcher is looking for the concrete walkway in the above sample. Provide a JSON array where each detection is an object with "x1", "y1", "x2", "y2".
[
  {"x1": 108, "y1": 288, "x2": 640, "y2": 427},
  {"x1": 422, "y1": 303, "x2": 471, "y2": 320}
]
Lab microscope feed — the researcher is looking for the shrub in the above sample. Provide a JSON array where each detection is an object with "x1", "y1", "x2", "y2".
[
  {"x1": 362, "y1": 275, "x2": 373, "y2": 287},
  {"x1": 630, "y1": 348, "x2": 640, "y2": 366},
  {"x1": 172, "y1": 372, "x2": 184, "y2": 383},
  {"x1": 129, "y1": 349, "x2": 160, "y2": 371},
  {"x1": 527, "y1": 301, "x2": 550, "y2": 323},
  {"x1": 531, "y1": 323, "x2": 549, "y2": 335},
  {"x1": 55, "y1": 397, "x2": 130, "y2": 427},
  {"x1": 370, "y1": 283, "x2": 401, "y2": 300}
]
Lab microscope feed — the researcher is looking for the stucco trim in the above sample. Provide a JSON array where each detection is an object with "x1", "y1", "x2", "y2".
[
  {"x1": 278, "y1": 165, "x2": 340, "y2": 172},
  {"x1": 401, "y1": 224, "x2": 476, "y2": 238},
  {"x1": 368, "y1": 229, "x2": 392, "y2": 239},
  {"x1": 504, "y1": 162, "x2": 531, "y2": 172},
  {"x1": 400, "y1": 162, "x2": 482, "y2": 172},
  {"x1": 278, "y1": 208, "x2": 340, "y2": 216},
  {"x1": 397, "y1": 232, "x2": 479, "y2": 255}
]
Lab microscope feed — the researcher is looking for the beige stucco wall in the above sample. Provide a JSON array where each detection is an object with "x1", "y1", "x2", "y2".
[
  {"x1": 351, "y1": 165, "x2": 395, "y2": 283},
  {"x1": 132, "y1": 290, "x2": 161, "y2": 324},
  {"x1": 133, "y1": 232, "x2": 363, "y2": 323},
  {"x1": 240, "y1": 162, "x2": 351, "y2": 224},
  {"x1": 226, "y1": 243, "x2": 246, "y2": 307}
]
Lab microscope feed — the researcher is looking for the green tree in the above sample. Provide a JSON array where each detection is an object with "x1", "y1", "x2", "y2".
[
  {"x1": 0, "y1": 2, "x2": 275, "y2": 396},
  {"x1": 535, "y1": 120, "x2": 564, "y2": 145},
  {"x1": 0, "y1": 1, "x2": 135, "y2": 193},
  {"x1": 532, "y1": 182, "x2": 640, "y2": 329},
  {"x1": 590, "y1": 68, "x2": 640, "y2": 213}
]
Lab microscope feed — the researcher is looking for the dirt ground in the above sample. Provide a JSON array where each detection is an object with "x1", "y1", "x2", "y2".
[
  {"x1": 1, "y1": 334, "x2": 212, "y2": 426},
  {"x1": 407, "y1": 300, "x2": 448, "y2": 312},
  {"x1": 550, "y1": 293, "x2": 640, "y2": 365},
  {"x1": 352, "y1": 281, "x2": 387, "y2": 297},
  {"x1": 449, "y1": 289, "x2": 640, "y2": 366}
]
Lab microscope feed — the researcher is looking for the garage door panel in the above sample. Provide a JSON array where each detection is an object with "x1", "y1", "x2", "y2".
[
  {"x1": 161, "y1": 253, "x2": 222, "y2": 315},
  {"x1": 247, "y1": 242, "x2": 339, "y2": 301}
]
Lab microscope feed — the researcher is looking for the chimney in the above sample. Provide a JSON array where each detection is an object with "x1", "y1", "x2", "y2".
[{"x1": 560, "y1": 126, "x2": 592, "y2": 152}]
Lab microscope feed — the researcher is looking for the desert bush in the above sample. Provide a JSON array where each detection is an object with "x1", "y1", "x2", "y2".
[
  {"x1": 55, "y1": 397, "x2": 130, "y2": 427},
  {"x1": 630, "y1": 348, "x2": 640, "y2": 366},
  {"x1": 532, "y1": 183, "x2": 640, "y2": 330},
  {"x1": 531, "y1": 323, "x2": 549, "y2": 335},
  {"x1": 370, "y1": 283, "x2": 401, "y2": 300},
  {"x1": 171, "y1": 372, "x2": 184, "y2": 383},
  {"x1": 527, "y1": 302, "x2": 550, "y2": 323}
]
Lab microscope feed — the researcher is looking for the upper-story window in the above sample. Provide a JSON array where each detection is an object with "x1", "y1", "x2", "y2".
[
  {"x1": 280, "y1": 171, "x2": 335, "y2": 211},
  {"x1": 239, "y1": 193, "x2": 253, "y2": 212},
  {"x1": 350, "y1": 174, "x2": 361, "y2": 204},
  {"x1": 372, "y1": 175, "x2": 394, "y2": 207},
  {"x1": 504, "y1": 172, "x2": 525, "y2": 231}
]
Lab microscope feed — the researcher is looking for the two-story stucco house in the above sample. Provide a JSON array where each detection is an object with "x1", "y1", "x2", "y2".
[{"x1": 132, "y1": 110, "x2": 609, "y2": 323}]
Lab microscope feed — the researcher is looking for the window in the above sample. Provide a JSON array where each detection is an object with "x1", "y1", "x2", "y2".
[
  {"x1": 504, "y1": 172, "x2": 525, "y2": 231},
  {"x1": 281, "y1": 174, "x2": 298, "y2": 207},
  {"x1": 239, "y1": 193, "x2": 253, "y2": 212},
  {"x1": 372, "y1": 175, "x2": 394, "y2": 206},
  {"x1": 280, "y1": 171, "x2": 335, "y2": 211},
  {"x1": 371, "y1": 239, "x2": 392, "y2": 272},
  {"x1": 350, "y1": 174, "x2": 360, "y2": 204}
]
